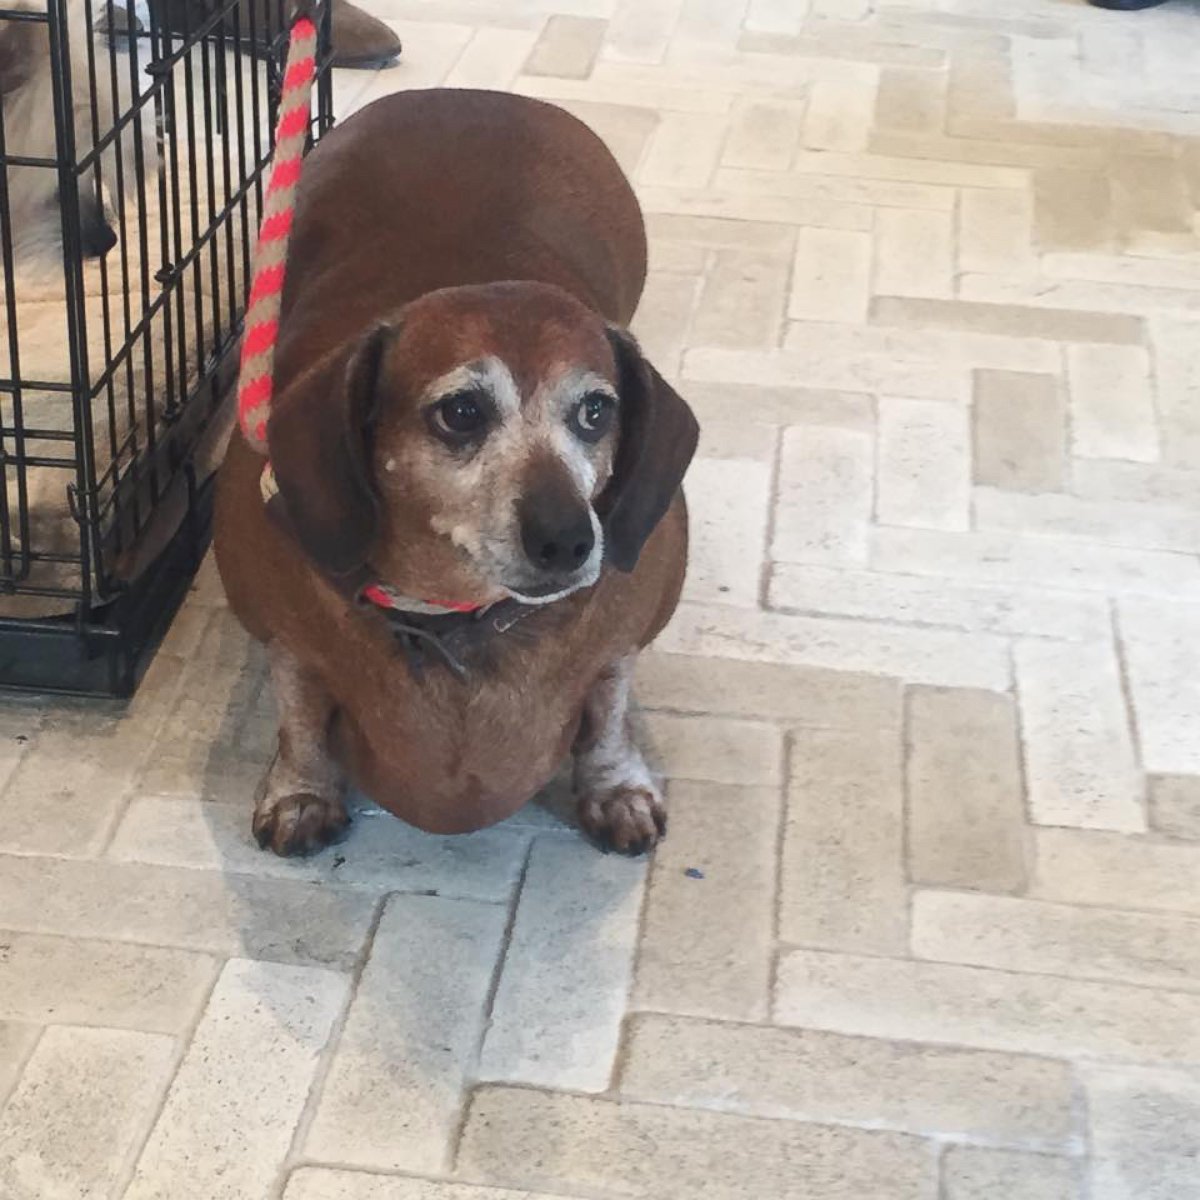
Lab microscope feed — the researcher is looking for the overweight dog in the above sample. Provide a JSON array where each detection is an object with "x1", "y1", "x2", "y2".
[{"x1": 215, "y1": 89, "x2": 698, "y2": 857}]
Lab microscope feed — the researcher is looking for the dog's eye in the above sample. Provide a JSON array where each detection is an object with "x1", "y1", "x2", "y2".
[
  {"x1": 570, "y1": 392, "x2": 615, "y2": 443},
  {"x1": 433, "y1": 392, "x2": 490, "y2": 439}
]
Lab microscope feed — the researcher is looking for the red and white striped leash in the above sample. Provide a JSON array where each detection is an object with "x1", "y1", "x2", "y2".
[{"x1": 234, "y1": 19, "x2": 484, "y2": 620}]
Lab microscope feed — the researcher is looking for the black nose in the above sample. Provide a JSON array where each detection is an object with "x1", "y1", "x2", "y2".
[
  {"x1": 81, "y1": 220, "x2": 117, "y2": 259},
  {"x1": 519, "y1": 500, "x2": 595, "y2": 575}
]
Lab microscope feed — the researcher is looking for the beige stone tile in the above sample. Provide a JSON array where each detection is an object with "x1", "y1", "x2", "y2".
[
  {"x1": 630, "y1": 271, "x2": 700, "y2": 375},
  {"x1": 972, "y1": 369, "x2": 1066, "y2": 493},
  {"x1": 1067, "y1": 343, "x2": 1159, "y2": 463},
  {"x1": 107, "y1": 795, "x2": 529, "y2": 902},
  {"x1": 659, "y1": 602, "x2": 1012, "y2": 690},
  {"x1": 679, "y1": 380, "x2": 874, "y2": 431},
  {"x1": 716, "y1": 162, "x2": 958, "y2": 212},
  {"x1": 695, "y1": 419, "x2": 777, "y2": 461},
  {"x1": 1071, "y1": 460, "x2": 1200, "y2": 510},
  {"x1": 975, "y1": 488, "x2": 1200, "y2": 556},
  {"x1": 790, "y1": 148, "x2": 1024, "y2": 190},
  {"x1": 959, "y1": 188, "x2": 1035, "y2": 276},
  {"x1": 942, "y1": 1149, "x2": 1083, "y2": 1200},
  {"x1": 1045, "y1": 251, "x2": 1200, "y2": 292},
  {"x1": 913, "y1": 890, "x2": 1200, "y2": 993},
  {"x1": 788, "y1": 227, "x2": 872, "y2": 323},
  {"x1": 641, "y1": 712, "x2": 783, "y2": 786},
  {"x1": 605, "y1": 0, "x2": 684, "y2": 64},
  {"x1": 0, "y1": 932, "x2": 215, "y2": 1032},
  {"x1": 633, "y1": 781, "x2": 779, "y2": 1022},
  {"x1": 0, "y1": 854, "x2": 376, "y2": 968},
  {"x1": 1149, "y1": 775, "x2": 1200, "y2": 841},
  {"x1": 621, "y1": 1014, "x2": 1077, "y2": 1147},
  {"x1": 772, "y1": 425, "x2": 874, "y2": 565},
  {"x1": 685, "y1": 344, "x2": 966, "y2": 401},
  {"x1": 1083, "y1": 1064, "x2": 1200, "y2": 1200},
  {"x1": 480, "y1": 837, "x2": 643, "y2": 1091},
  {"x1": 523, "y1": 15, "x2": 606, "y2": 78},
  {"x1": 641, "y1": 183, "x2": 875, "y2": 229},
  {"x1": 635, "y1": 651, "x2": 902, "y2": 728},
  {"x1": 775, "y1": 947, "x2": 1200, "y2": 1063},
  {"x1": 127, "y1": 959, "x2": 347, "y2": 1200},
  {"x1": 516, "y1": 71, "x2": 732, "y2": 116},
  {"x1": 907, "y1": 687, "x2": 1027, "y2": 893},
  {"x1": 783, "y1": 316, "x2": 1062, "y2": 374},
  {"x1": 136, "y1": 607, "x2": 268, "y2": 799},
  {"x1": 872, "y1": 295, "x2": 1143, "y2": 345},
  {"x1": 680, "y1": 456, "x2": 771, "y2": 608},
  {"x1": 959, "y1": 270, "x2": 1200, "y2": 319},
  {"x1": 639, "y1": 110, "x2": 724, "y2": 188},
  {"x1": 286, "y1": 1174, "x2": 575, "y2": 1200},
  {"x1": 870, "y1": 526, "x2": 1200, "y2": 601},
  {"x1": 458, "y1": 1086, "x2": 937, "y2": 1200},
  {"x1": 691, "y1": 248, "x2": 790, "y2": 349},
  {"x1": 1033, "y1": 167, "x2": 1114, "y2": 252},
  {"x1": 721, "y1": 98, "x2": 804, "y2": 170},
  {"x1": 874, "y1": 66, "x2": 946, "y2": 133},
  {"x1": 443, "y1": 26, "x2": 539, "y2": 89},
  {"x1": 874, "y1": 209, "x2": 955, "y2": 299},
  {"x1": 1150, "y1": 315, "x2": 1200, "y2": 468},
  {"x1": 646, "y1": 211, "x2": 796, "y2": 255},
  {"x1": 872, "y1": 130, "x2": 1098, "y2": 172},
  {"x1": 305, "y1": 894, "x2": 505, "y2": 1173},
  {"x1": 769, "y1": 564, "x2": 1110, "y2": 641},
  {"x1": 1031, "y1": 828, "x2": 1200, "y2": 915},
  {"x1": 876, "y1": 397, "x2": 969, "y2": 531},
  {"x1": 551, "y1": 99, "x2": 659, "y2": 178},
  {"x1": 744, "y1": 0, "x2": 809, "y2": 35},
  {"x1": 781, "y1": 726, "x2": 908, "y2": 954},
  {"x1": 0, "y1": 1022, "x2": 37, "y2": 1106},
  {"x1": 1112, "y1": 153, "x2": 1194, "y2": 239},
  {"x1": 804, "y1": 78, "x2": 879, "y2": 152},
  {"x1": 0, "y1": 722, "x2": 140, "y2": 857},
  {"x1": 1120, "y1": 597, "x2": 1200, "y2": 776},
  {"x1": 0, "y1": 1025, "x2": 175, "y2": 1200}
]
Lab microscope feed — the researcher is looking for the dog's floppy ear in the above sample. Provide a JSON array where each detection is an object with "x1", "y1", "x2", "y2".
[
  {"x1": 266, "y1": 324, "x2": 393, "y2": 577},
  {"x1": 600, "y1": 326, "x2": 699, "y2": 573}
]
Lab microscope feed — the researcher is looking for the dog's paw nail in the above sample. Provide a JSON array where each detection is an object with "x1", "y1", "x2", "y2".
[
  {"x1": 578, "y1": 784, "x2": 666, "y2": 856},
  {"x1": 253, "y1": 793, "x2": 350, "y2": 857}
]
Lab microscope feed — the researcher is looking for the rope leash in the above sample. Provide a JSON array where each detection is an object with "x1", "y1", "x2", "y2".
[
  {"x1": 231, "y1": 15, "x2": 505, "y2": 649},
  {"x1": 237, "y1": 12, "x2": 318, "y2": 454}
]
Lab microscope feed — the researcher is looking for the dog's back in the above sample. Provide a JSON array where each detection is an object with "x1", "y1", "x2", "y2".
[{"x1": 274, "y1": 90, "x2": 648, "y2": 394}]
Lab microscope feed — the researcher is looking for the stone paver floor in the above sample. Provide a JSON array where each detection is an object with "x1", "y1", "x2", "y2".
[{"x1": 4, "y1": 0, "x2": 1200, "y2": 1197}]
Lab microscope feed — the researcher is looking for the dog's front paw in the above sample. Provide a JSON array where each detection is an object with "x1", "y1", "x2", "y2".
[
  {"x1": 578, "y1": 784, "x2": 667, "y2": 856},
  {"x1": 253, "y1": 792, "x2": 350, "y2": 857}
]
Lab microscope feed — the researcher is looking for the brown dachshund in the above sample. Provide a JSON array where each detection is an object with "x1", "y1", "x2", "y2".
[{"x1": 214, "y1": 89, "x2": 698, "y2": 857}]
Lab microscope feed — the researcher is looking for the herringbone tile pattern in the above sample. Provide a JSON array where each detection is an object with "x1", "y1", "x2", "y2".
[{"x1": 3, "y1": 2, "x2": 1200, "y2": 1198}]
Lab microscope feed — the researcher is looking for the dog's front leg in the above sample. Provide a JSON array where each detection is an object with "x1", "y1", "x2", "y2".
[
  {"x1": 253, "y1": 642, "x2": 350, "y2": 856},
  {"x1": 573, "y1": 654, "x2": 666, "y2": 855}
]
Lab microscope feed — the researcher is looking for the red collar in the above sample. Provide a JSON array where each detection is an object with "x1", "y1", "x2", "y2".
[{"x1": 359, "y1": 583, "x2": 483, "y2": 616}]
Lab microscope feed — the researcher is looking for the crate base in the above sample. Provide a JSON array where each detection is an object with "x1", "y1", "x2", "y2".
[{"x1": 0, "y1": 474, "x2": 214, "y2": 699}]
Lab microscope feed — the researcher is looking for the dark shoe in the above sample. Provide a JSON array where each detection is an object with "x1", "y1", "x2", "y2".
[
  {"x1": 1088, "y1": 0, "x2": 1169, "y2": 8},
  {"x1": 149, "y1": 0, "x2": 401, "y2": 70},
  {"x1": 327, "y1": 0, "x2": 401, "y2": 68}
]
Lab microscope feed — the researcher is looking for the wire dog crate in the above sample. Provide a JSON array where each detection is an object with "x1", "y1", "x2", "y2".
[{"x1": 0, "y1": 0, "x2": 331, "y2": 695}]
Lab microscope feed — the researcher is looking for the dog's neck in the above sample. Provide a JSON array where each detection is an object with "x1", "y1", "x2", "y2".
[{"x1": 259, "y1": 460, "x2": 543, "y2": 678}]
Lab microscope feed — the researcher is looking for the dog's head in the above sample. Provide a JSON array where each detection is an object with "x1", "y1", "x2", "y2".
[{"x1": 267, "y1": 282, "x2": 698, "y2": 607}]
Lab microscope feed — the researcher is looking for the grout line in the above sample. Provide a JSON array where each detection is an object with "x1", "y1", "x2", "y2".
[
  {"x1": 444, "y1": 833, "x2": 537, "y2": 1172},
  {"x1": 273, "y1": 891, "x2": 390, "y2": 1199},
  {"x1": 110, "y1": 953, "x2": 224, "y2": 1198}
]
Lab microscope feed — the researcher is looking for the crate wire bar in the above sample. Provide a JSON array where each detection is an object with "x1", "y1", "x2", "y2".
[{"x1": 0, "y1": 0, "x2": 333, "y2": 695}]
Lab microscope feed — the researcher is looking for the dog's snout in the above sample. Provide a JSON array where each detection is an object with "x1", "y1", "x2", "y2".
[
  {"x1": 81, "y1": 220, "x2": 118, "y2": 259},
  {"x1": 519, "y1": 487, "x2": 595, "y2": 576}
]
